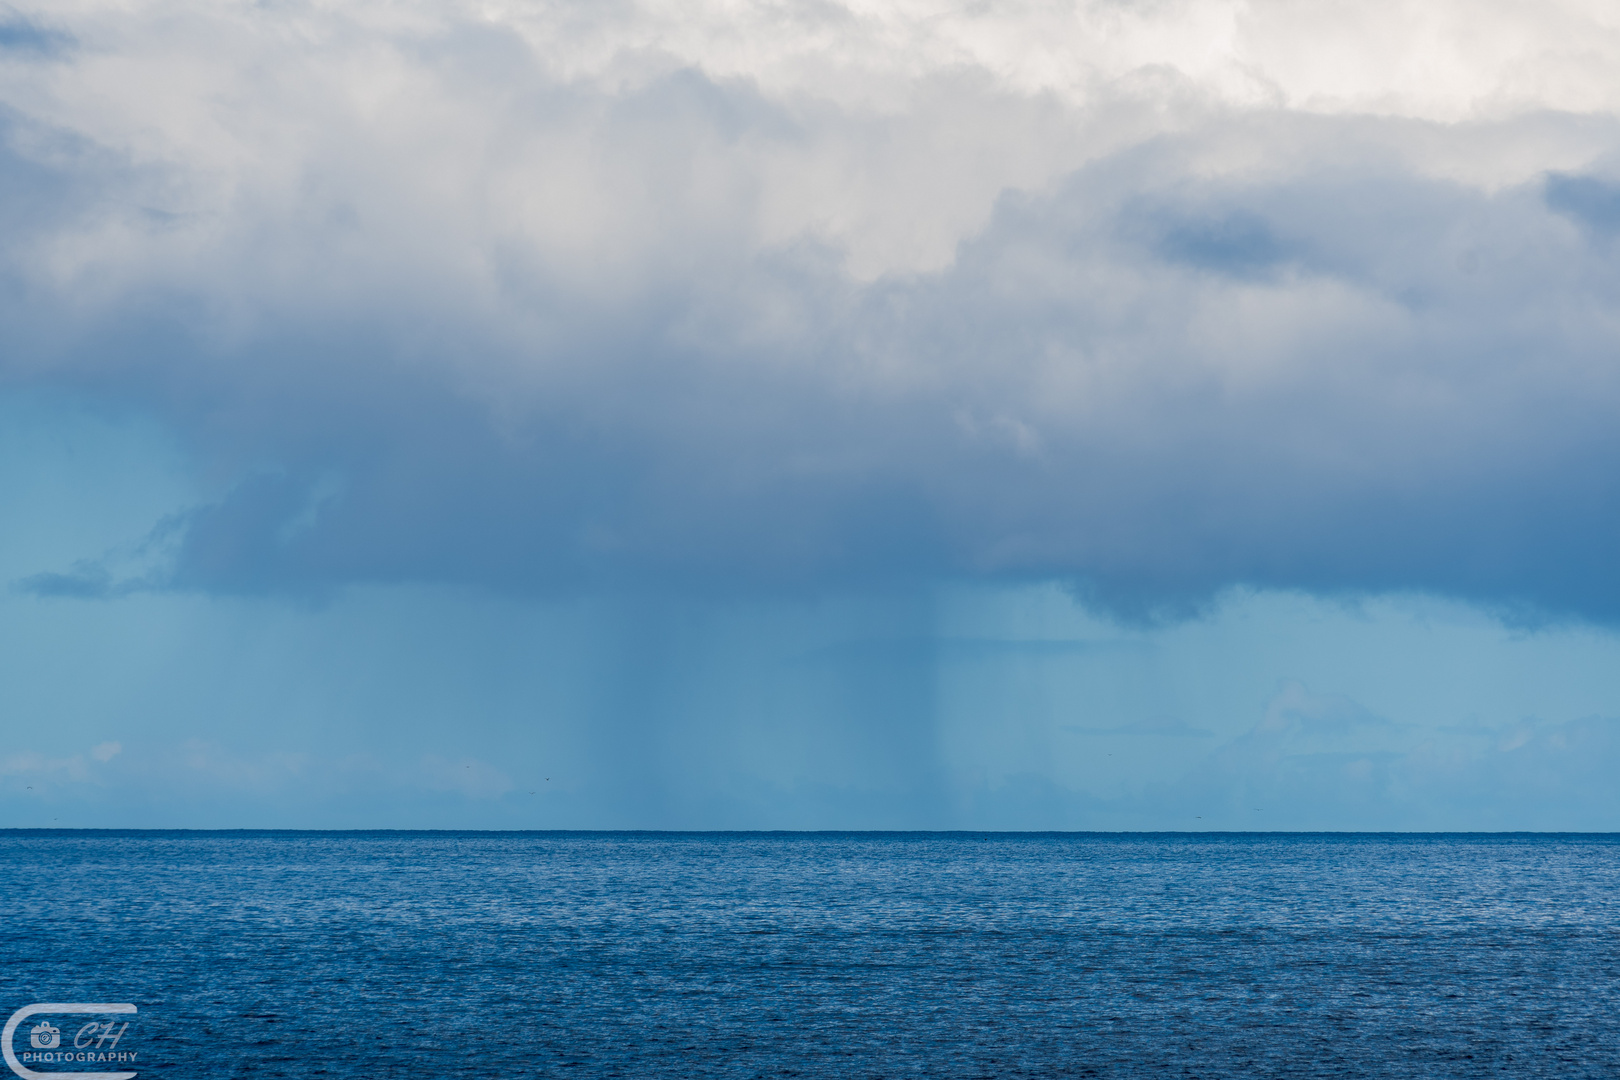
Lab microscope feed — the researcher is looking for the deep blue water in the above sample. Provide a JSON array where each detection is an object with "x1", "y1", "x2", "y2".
[{"x1": 1, "y1": 831, "x2": 1617, "y2": 1078}]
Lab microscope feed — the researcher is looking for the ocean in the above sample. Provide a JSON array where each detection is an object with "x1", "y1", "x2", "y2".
[{"x1": 1, "y1": 831, "x2": 1616, "y2": 1077}]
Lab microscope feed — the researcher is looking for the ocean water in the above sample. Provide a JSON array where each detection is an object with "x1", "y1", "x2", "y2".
[{"x1": 1, "y1": 832, "x2": 1617, "y2": 1078}]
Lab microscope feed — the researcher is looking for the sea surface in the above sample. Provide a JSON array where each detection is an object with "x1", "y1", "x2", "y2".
[{"x1": 1, "y1": 831, "x2": 1616, "y2": 1077}]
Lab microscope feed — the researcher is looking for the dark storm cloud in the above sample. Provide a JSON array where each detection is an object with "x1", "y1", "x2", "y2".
[{"x1": 6, "y1": 2, "x2": 1620, "y2": 622}]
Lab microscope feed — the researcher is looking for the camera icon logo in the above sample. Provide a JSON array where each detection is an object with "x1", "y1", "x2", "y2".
[{"x1": 6, "y1": 1002, "x2": 137, "y2": 1080}]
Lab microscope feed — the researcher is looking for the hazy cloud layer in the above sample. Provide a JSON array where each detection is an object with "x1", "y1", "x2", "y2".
[{"x1": 5, "y1": 1, "x2": 1620, "y2": 618}]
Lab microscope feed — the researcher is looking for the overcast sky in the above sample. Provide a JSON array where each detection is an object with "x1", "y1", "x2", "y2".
[{"x1": 4, "y1": 0, "x2": 1620, "y2": 828}]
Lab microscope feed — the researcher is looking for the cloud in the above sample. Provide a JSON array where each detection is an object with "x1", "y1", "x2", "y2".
[
  {"x1": 11, "y1": 514, "x2": 183, "y2": 598},
  {"x1": 0, "y1": 16, "x2": 73, "y2": 57},
  {"x1": 1, "y1": 743, "x2": 122, "y2": 790},
  {"x1": 1163, "y1": 705, "x2": 1620, "y2": 831},
  {"x1": 421, "y1": 755, "x2": 514, "y2": 800},
  {"x1": 3, "y1": 1, "x2": 1620, "y2": 621},
  {"x1": 1063, "y1": 717, "x2": 1216, "y2": 738},
  {"x1": 1, "y1": 750, "x2": 90, "y2": 783},
  {"x1": 15, "y1": 565, "x2": 116, "y2": 599},
  {"x1": 966, "y1": 678, "x2": 1620, "y2": 830},
  {"x1": 1546, "y1": 173, "x2": 1620, "y2": 238},
  {"x1": 175, "y1": 741, "x2": 311, "y2": 790},
  {"x1": 1250, "y1": 680, "x2": 1409, "y2": 738}
]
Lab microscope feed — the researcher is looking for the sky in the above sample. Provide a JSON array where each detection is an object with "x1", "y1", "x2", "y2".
[{"x1": 3, "y1": 0, "x2": 1620, "y2": 829}]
